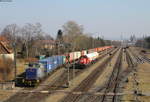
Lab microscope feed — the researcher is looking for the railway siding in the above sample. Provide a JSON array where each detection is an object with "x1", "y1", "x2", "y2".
[
  {"x1": 99, "y1": 48, "x2": 123, "y2": 102},
  {"x1": 75, "y1": 48, "x2": 122, "y2": 102},
  {"x1": 122, "y1": 47, "x2": 150, "y2": 102},
  {"x1": 44, "y1": 49, "x2": 118, "y2": 102},
  {"x1": 89, "y1": 48, "x2": 121, "y2": 93},
  {"x1": 121, "y1": 49, "x2": 128, "y2": 72},
  {"x1": 82, "y1": 48, "x2": 134, "y2": 102}
]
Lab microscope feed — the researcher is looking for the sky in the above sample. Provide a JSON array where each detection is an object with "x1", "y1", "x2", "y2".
[{"x1": 0, "y1": 0, "x2": 150, "y2": 40}]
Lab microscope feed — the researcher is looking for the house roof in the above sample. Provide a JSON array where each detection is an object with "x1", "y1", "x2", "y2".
[
  {"x1": 0, "y1": 36, "x2": 12, "y2": 54},
  {"x1": 40, "y1": 40, "x2": 55, "y2": 44},
  {"x1": 0, "y1": 41, "x2": 12, "y2": 54},
  {"x1": 34, "y1": 40, "x2": 55, "y2": 46},
  {"x1": 0, "y1": 36, "x2": 8, "y2": 42}
]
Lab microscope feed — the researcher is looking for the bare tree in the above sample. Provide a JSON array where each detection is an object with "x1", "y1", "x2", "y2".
[
  {"x1": 62, "y1": 21, "x2": 107, "y2": 51},
  {"x1": 62, "y1": 21, "x2": 84, "y2": 50},
  {"x1": 21, "y1": 23, "x2": 44, "y2": 57},
  {"x1": 63, "y1": 21, "x2": 83, "y2": 36},
  {"x1": 1, "y1": 24, "x2": 19, "y2": 43}
]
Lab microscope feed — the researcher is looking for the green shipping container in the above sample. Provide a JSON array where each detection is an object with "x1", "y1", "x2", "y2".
[
  {"x1": 62, "y1": 56, "x2": 66, "y2": 64},
  {"x1": 39, "y1": 55, "x2": 46, "y2": 60}
]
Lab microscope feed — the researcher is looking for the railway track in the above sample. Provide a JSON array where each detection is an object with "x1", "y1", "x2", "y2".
[
  {"x1": 93, "y1": 48, "x2": 123, "y2": 102},
  {"x1": 128, "y1": 47, "x2": 150, "y2": 64},
  {"x1": 78, "y1": 48, "x2": 136, "y2": 102},
  {"x1": 99, "y1": 49, "x2": 136, "y2": 102},
  {"x1": 60, "y1": 48, "x2": 119, "y2": 102},
  {"x1": 140, "y1": 55, "x2": 150, "y2": 64},
  {"x1": 126, "y1": 49, "x2": 135, "y2": 67},
  {"x1": 3, "y1": 69, "x2": 82, "y2": 102},
  {"x1": 4, "y1": 48, "x2": 116, "y2": 102}
]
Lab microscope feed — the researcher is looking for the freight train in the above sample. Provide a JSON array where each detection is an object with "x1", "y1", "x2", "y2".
[{"x1": 23, "y1": 46, "x2": 113, "y2": 86}]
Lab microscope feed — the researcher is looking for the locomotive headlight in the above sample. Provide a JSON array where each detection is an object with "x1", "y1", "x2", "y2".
[
  {"x1": 37, "y1": 80, "x2": 40, "y2": 83},
  {"x1": 22, "y1": 79, "x2": 25, "y2": 83}
]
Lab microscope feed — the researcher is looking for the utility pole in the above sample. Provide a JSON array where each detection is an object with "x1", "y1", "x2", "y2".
[
  {"x1": 67, "y1": 53, "x2": 70, "y2": 87},
  {"x1": 93, "y1": 36, "x2": 95, "y2": 48},
  {"x1": 66, "y1": 39, "x2": 70, "y2": 87},
  {"x1": 72, "y1": 42, "x2": 76, "y2": 86},
  {"x1": 13, "y1": 43, "x2": 17, "y2": 80},
  {"x1": 13, "y1": 32, "x2": 17, "y2": 84},
  {"x1": 67, "y1": 59, "x2": 69, "y2": 87},
  {"x1": 121, "y1": 34, "x2": 123, "y2": 47}
]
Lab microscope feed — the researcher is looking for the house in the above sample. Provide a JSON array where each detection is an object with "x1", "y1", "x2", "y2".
[
  {"x1": 41, "y1": 40, "x2": 55, "y2": 49},
  {"x1": 0, "y1": 36, "x2": 14, "y2": 60},
  {"x1": 35, "y1": 40, "x2": 55, "y2": 50}
]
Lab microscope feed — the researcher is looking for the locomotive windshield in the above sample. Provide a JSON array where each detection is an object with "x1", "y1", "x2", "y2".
[
  {"x1": 79, "y1": 55, "x2": 87, "y2": 59},
  {"x1": 28, "y1": 63, "x2": 41, "y2": 68}
]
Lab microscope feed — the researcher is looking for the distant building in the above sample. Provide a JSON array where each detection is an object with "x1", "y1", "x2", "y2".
[
  {"x1": 34, "y1": 40, "x2": 55, "y2": 50},
  {"x1": 42, "y1": 40, "x2": 55, "y2": 49},
  {"x1": 0, "y1": 36, "x2": 14, "y2": 60}
]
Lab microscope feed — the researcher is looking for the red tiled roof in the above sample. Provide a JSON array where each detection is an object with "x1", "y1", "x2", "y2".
[
  {"x1": 34, "y1": 40, "x2": 55, "y2": 46},
  {"x1": 40, "y1": 40, "x2": 55, "y2": 44},
  {"x1": 0, "y1": 36, "x2": 8, "y2": 42},
  {"x1": 0, "y1": 41, "x2": 12, "y2": 54}
]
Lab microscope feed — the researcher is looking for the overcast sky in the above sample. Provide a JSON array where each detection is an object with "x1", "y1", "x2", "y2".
[{"x1": 0, "y1": 0, "x2": 150, "y2": 40}]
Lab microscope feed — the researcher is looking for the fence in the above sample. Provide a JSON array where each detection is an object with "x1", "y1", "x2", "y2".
[{"x1": 0, "y1": 81, "x2": 15, "y2": 90}]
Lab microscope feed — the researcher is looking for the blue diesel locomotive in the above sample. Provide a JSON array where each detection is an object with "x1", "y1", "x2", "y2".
[{"x1": 23, "y1": 55, "x2": 66, "y2": 86}]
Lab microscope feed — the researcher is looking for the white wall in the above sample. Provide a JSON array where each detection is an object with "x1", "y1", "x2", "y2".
[{"x1": 0, "y1": 53, "x2": 14, "y2": 61}]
